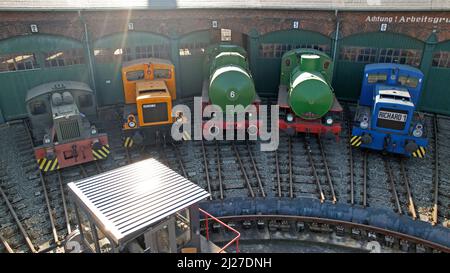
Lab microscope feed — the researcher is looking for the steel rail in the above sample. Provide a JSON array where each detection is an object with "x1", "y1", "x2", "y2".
[
  {"x1": 57, "y1": 171, "x2": 72, "y2": 234},
  {"x1": 0, "y1": 232, "x2": 14, "y2": 253},
  {"x1": 22, "y1": 120, "x2": 60, "y2": 245},
  {"x1": 171, "y1": 142, "x2": 187, "y2": 178},
  {"x1": 363, "y1": 152, "x2": 368, "y2": 207},
  {"x1": 304, "y1": 137, "x2": 325, "y2": 202},
  {"x1": 0, "y1": 186, "x2": 37, "y2": 252},
  {"x1": 201, "y1": 140, "x2": 213, "y2": 200},
  {"x1": 246, "y1": 142, "x2": 266, "y2": 198},
  {"x1": 400, "y1": 159, "x2": 417, "y2": 220},
  {"x1": 275, "y1": 150, "x2": 281, "y2": 198},
  {"x1": 215, "y1": 140, "x2": 224, "y2": 200},
  {"x1": 385, "y1": 158, "x2": 403, "y2": 214},
  {"x1": 232, "y1": 142, "x2": 255, "y2": 198},
  {"x1": 288, "y1": 137, "x2": 293, "y2": 198},
  {"x1": 432, "y1": 114, "x2": 439, "y2": 225},
  {"x1": 345, "y1": 103, "x2": 355, "y2": 205},
  {"x1": 317, "y1": 136, "x2": 336, "y2": 203},
  {"x1": 205, "y1": 214, "x2": 450, "y2": 253}
]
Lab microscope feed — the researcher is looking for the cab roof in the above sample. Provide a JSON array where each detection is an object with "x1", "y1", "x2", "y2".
[
  {"x1": 122, "y1": 58, "x2": 173, "y2": 69},
  {"x1": 364, "y1": 63, "x2": 424, "y2": 77},
  {"x1": 136, "y1": 80, "x2": 168, "y2": 92},
  {"x1": 25, "y1": 81, "x2": 93, "y2": 102}
]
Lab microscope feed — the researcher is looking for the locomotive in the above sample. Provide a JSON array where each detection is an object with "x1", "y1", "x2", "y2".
[
  {"x1": 26, "y1": 81, "x2": 109, "y2": 172},
  {"x1": 121, "y1": 58, "x2": 177, "y2": 147},
  {"x1": 201, "y1": 44, "x2": 260, "y2": 138},
  {"x1": 351, "y1": 63, "x2": 428, "y2": 157},
  {"x1": 278, "y1": 48, "x2": 342, "y2": 137}
]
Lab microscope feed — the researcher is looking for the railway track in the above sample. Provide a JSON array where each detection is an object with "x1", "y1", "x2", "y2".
[
  {"x1": 202, "y1": 214, "x2": 450, "y2": 253},
  {"x1": 0, "y1": 160, "x2": 37, "y2": 253},
  {"x1": 274, "y1": 134, "x2": 337, "y2": 202},
  {"x1": 1, "y1": 100, "x2": 449, "y2": 252},
  {"x1": 433, "y1": 115, "x2": 450, "y2": 226},
  {"x1": 0, "y1": 121, "x2": 57, "y2": 252}
]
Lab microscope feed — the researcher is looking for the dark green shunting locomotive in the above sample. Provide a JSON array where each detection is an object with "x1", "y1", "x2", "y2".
[
  {"x1": 202, "y1": 44, "x2": 257, "y2": 111},
  {"x1": 278, "y1": 48, "x2": 343, "y2": 136}
]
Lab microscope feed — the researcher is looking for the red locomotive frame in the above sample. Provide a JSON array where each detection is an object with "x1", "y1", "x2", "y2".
[{"x1": 34, "y1": 134, "x2": 109, "y2": 171}]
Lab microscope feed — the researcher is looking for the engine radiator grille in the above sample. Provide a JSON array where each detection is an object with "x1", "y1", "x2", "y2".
[{"x1": 58, "y1": 118, "x2": 81, "y2": 141}]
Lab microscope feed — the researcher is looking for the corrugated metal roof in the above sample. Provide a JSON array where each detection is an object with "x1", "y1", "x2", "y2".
[
  {"x1": 68, "y1": 158, "x2": 210, "y2": 245},
  {"x1": 0, "y1": 0, "x2": 448, "y2": 11}
]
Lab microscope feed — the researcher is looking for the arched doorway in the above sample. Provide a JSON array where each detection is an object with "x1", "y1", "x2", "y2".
[{"x1": 93, "y1": 31, "x2": 170, "y2": 105}]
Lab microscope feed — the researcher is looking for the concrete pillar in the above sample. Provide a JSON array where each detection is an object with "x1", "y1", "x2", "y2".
[
  {"x1": 78, "y1": 11, "x2": 98, "y2": 102},
  {"x1": 0, "y1": 108, "x2": 4, "y2": 123},
  {"x1": 169, "y1": 32, "x2": 182, "y2": 100},
  {"x1": 331, "y1": 13, "x2": 342, "y2": 82},
  {"x1": 248, "y1": 28, "x2": 260, "y2": 78},
  {"x1": 418, "y1": 31, "x2": 438, "y2": 110},
  {"x1": 189, "y1": 204, "x2": 201, "y2": 251}
]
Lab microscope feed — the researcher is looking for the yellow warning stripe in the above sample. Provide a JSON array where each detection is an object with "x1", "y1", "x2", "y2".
[
  {"x1": 51, "y1": 159, "x2": 58, "y2": 170},
  {"x1": 38, "y1": 158, "x2": 47, "y2": 169},
  {"x1": 412, "y1": 146, "x2": 426, "y2": 158},
  {"x1": 124, "y1": 137, "x2": 133, "y2": 148},
  {"x1": 92, "y1": 150, "x2": 103, "y2": 160},
  {"x1": 97, "y1": 149, "x2": 107, "y2": 158},
  {"x1": 182, "y1": 131, "x2": 191, "y2": 141},
  {"x1": 350, "y1": 136, "x2": 362, "y2": 147},
  {"x1": 37, "y1": 158, "x2": 59, "y2": 171},
  {"x1": 101, "y1": 146, "x2": 110, "y2": 154}
]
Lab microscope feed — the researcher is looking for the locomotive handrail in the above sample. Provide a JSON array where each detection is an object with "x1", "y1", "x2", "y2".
[{"x1": 199, "y1": 208, "x2": 240, "y2": 253}]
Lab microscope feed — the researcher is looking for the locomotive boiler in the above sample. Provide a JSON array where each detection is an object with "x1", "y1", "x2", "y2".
[
  {"x1": 201, "y1": 44, "x2": 260, "y2": 138},
  {"x1": 278, "y1": 48, "x2": 342, "y2": 137}
]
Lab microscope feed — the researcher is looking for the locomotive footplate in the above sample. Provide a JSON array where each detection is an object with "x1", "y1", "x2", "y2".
[
  {"x1": 350, "y1": 129, "x2": 427, "y2": 157},
  {"x1": 122, "y1": 124, "x2": 173, "y2": 148},
  {"x1": 34, "y1": 134, "x2": 109, "y2": 171}
]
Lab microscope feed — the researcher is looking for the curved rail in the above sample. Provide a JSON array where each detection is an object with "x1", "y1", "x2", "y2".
[
  {"x1": 208, "y1": 214, "x2": 450, "y2": 253},
  {"x1": 199, "y1": 208, "x2": 241, "y2": 253}
]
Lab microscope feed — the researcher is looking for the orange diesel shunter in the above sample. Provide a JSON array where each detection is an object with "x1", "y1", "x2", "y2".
[{"x1": 121, "y1": 58, "x2": 177, "y2": 147}]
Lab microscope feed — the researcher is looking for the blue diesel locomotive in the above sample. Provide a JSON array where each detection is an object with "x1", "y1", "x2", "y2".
[{"x1": 351, "y1": 63, "x2": 428, "y2": 158}]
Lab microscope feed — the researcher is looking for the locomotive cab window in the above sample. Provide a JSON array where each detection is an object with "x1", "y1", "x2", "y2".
[
  {"x1": 154, "y1": 69, "x2": 171, "y2": 79},
  {"x1": 126, "y1": 70, "x2": 145, "y2": 81},
  {"x1": 367, "y1": 73, "x2": 387, "y2": 84},
  {"x1": 29, "y1": 100, "x2": 47, "y2": 115},
  {"x1": 78, "y1": 94, "x2": 93, "y2": 108},
  {"x1": 398, "y1": 76, "x2": 419, "y2": 88}
]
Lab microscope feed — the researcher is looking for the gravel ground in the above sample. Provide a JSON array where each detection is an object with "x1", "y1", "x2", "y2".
[{"x1": 0, "y1": 98, "x2": 449, "y2": 253}]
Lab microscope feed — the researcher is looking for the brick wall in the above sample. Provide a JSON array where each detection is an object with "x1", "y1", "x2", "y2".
[{"x1": 0, "y1": 9, "x2": 448, "y2": 42}]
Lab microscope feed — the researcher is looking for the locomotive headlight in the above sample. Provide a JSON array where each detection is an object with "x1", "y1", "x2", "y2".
[
  {"x1": 127, "y1": 114, "x2": 137, "y2": 128},
  {"x1": 360, "y1": 115, "x2": 369, "y2": 129},
  {"x1": 286, "y1": 113, "x2": 294, "y2": 122},
  {"x1": 325, "y1": 117, "x2": 333, "y2": 125},
  {"x1": 413, "y1": 129, "x2": 423, "y2": 138},
  {"x1": 90, "y1": 126, "x2": 97, "y2": 135},
  {"x1": 360, "y1": 120, "x2": 369, "y2": 129},
  {"x1": 128, "y1": 120, "x2": 136, "y2": 128},
  {"x1": 413, "y1": 123, "x2": 423, "y2": 138},
  {"x1": 43, "y1": 134, "x2": 51, "y2": 144}
]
